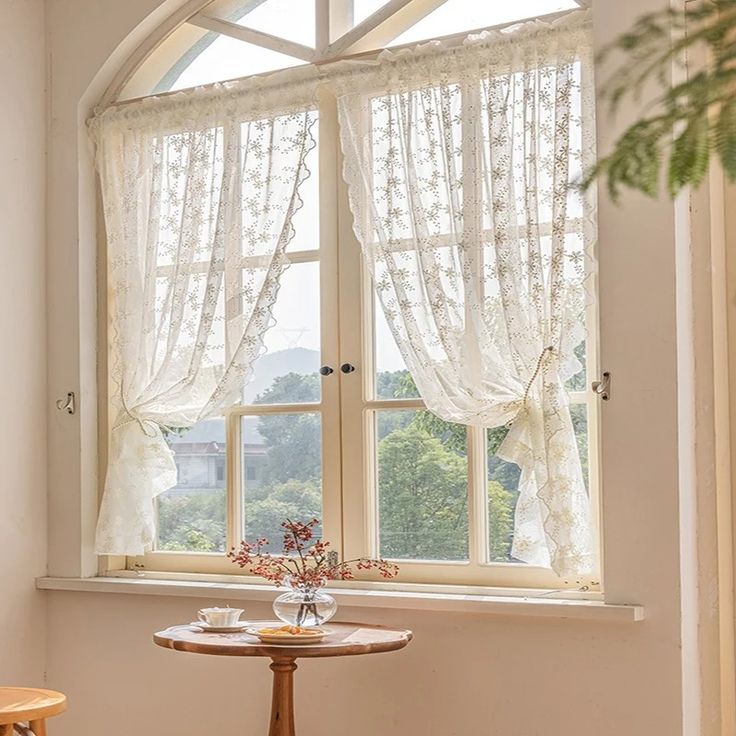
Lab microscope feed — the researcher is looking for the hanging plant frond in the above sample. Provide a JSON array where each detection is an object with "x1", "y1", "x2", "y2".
[{"x1": 584, "y1": 0, "x2": 736, "y2": 200}]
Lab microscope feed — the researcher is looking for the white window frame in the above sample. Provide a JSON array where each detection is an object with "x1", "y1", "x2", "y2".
[{"x1": 111, "y1": 0, "x2": 599, "y2": 591}]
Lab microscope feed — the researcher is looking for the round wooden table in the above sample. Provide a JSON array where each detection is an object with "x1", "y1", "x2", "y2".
[{"x1": 154, "y1": 622, "x2": 413, "y2": 736}]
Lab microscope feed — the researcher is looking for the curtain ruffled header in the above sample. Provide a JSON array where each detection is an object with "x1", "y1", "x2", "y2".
[{"x1": 89, "y1": 65, "x2": 322, "y2": 137}]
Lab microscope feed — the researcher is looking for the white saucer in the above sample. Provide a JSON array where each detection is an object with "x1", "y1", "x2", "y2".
[{"x1": 190, "y1": 621, "x2": 249, "y2": 633}]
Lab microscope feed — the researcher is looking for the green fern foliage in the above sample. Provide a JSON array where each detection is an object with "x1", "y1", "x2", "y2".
[
  {"x1": 585, "y1": 0, "x2": 736, "y2": 200},
  {"x1": 716, "y1": 98, "x2": 736, "y2": 173}
]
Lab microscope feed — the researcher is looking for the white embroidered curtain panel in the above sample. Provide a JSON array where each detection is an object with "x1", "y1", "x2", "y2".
[
  {"x1": 335, "y1": 14, "x2": 596, "y2": 577},
  {"x1": 91, "y1": 75, "x2": 319, "y2": 554},
  {"x1": 92, "y1": 12, "x2": 597, "y2": 577}
]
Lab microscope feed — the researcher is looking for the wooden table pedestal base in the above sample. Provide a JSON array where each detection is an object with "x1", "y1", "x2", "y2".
[
  {"x1": 153, "y1": 622, "x2": 413, "y2": 736},
  {"x1": 268, "y1": 657, "x2": 297, "y2": 736}
]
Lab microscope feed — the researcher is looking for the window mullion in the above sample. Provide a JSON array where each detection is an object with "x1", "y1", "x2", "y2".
[
  {"x1": 330, "y1": 0, "x2": 449, "y2": 57},
  {"x1": 321, "y1": 0, "x2": 354, "y2": 48},
  {"x1": 225, "y1": 119, "x2": 244, "y2": 553},
  {"x1": 316, "y1": 0, "x2": 330, "y2": 51},
  {"x1": 334, "y1": 85, "x2": 371, "y2": 562},
  {"x1": 467, "y1": 424, "x2": 487, "y2": 567},
  {"x1": 317, "y1": 87, "x2": 345, "y2": 561},
  {"x1": 460, "y1": 72, "x2": 487, "y2": 566},
  {"x1": 226, "y1": 409, "x2": 243, "y2": 551}
]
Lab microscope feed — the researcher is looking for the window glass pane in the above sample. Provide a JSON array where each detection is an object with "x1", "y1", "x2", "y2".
[
  {"x1": 376, "y1": 409, "x2": 468, "y2": 561},
  {"x1": 246, "y1": 261, "x2": 321, "y2": 404},
  {"x1": 486, "y1": 403, "x2": 589, "y2": 562},
  {"x1": 369, "y1": 85, "x2": 462, "y2": 243},
  {"x1": 353, "y1": 0, "x2": 389, "y2": 26},
  {"x1": 479, "y1": 63, "x2": 585, "y2": 228},
  {"x1": 486, "y1": 426, "x2": 519, "y2": 563},
  {"x1": 387, "y1": 0, "x2": 578, "y2": 47},
  {"x1": 156, "y1": 418, "x2": 227, "y2": 552},
  {"x1": 170, "y1": 30, "x2": 303, "y2": 90},
  {"x1": 570, "y1": 403, "x2": 589, "y2": 491},
  {"x1": 374, "y1": 292, "x2": 420, "y2": 399},
  {"x1": 242, "y1": 412, "x2": 323, "y2": 552},
  {"x1": 566, "y1": 340, "x2": 587, "y2": 392},
  {"x1": 233, "y1": 0, "x2": 315, "y2": 47},
  {"x1": 288, "y1": 121, "x2": 319, "y2": 253}
]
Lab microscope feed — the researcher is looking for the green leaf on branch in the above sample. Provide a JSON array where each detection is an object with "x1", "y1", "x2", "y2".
[{"x1": 668, "y1": 117, "x2": 710, "y2": 196}]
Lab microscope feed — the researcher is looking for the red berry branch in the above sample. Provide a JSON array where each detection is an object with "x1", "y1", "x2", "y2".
[{"x1": 227, "y1": 518, "x2": 399, "y2": 586}]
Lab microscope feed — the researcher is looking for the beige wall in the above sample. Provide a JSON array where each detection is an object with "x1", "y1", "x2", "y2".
[
  {"x1": 0, "y1": 0, "x2": 47, "y2": 686},
  {"x1": 37, "y1": 0, "x2": 707, "y2": 734},
  {"x1": 46, "y1": 592, "x2": 680, "y2": 736}
]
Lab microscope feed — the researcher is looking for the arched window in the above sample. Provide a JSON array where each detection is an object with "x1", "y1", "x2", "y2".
[{"x1": 108, "y1": 0, "x2": 598, "y2": 589}]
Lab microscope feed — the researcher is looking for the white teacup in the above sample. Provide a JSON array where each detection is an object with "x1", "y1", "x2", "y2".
[{"x1": 197, "y1": 607, "x2": 244, "y2": 628}]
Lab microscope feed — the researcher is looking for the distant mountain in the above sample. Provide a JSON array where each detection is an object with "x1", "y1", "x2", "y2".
[
  {"x1": 167, "y1": 348, "x2": 321, "y2": 449},
  {"x1": 244, "y1": 347, "x2": 320, "y2": 403}
]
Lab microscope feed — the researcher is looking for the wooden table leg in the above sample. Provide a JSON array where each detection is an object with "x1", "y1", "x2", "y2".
[
  {"x1": 29, "y1": 721, "x2": 46, "y2": 736},
  {"x1": 268, "y1": 657, "x2": 297, "y2": 736}
]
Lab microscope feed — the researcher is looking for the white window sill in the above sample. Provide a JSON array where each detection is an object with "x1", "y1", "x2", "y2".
[{"x1": 36, "y1": 576, "x2": 644, "y2": 623}]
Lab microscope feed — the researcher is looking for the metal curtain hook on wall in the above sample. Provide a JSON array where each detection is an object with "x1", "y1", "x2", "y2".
[
  {"x1": 56, "y1": 391, "x2": 76, "y2": 415},
  {"x1": 592, "y1": 372, "x2": 611, "y2": 401}
]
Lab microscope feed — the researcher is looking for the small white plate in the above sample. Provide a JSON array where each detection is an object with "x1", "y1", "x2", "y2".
[
  {"x1": 245, "y1": 623, "x2": 329, "y2": 644},
  {"x1": 189, "y1": 621, "x2": 250, "y2": 633}
]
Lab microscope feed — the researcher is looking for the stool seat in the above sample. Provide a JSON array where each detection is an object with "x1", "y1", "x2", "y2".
[{"x1": 0, "y1": 688, "x2": 66, "y2": 726}]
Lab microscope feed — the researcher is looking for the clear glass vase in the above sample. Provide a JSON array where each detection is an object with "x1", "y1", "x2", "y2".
[{"x1": 272, "y1": 578, "x2": 337, "y2": 627}]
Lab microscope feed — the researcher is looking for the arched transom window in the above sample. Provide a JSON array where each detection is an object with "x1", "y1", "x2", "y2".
[{"x1": 122, "y1": 0, "x2": 584, "y2": 97}]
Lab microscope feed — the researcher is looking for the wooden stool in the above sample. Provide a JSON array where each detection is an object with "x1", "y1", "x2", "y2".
[{"x1": 0, "y1": 688, "x2": 66, "y2": 736}]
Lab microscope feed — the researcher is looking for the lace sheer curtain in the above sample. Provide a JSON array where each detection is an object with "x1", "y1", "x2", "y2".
[
  {"x1": 90, "y1": 75, "x2": 318, "y2": 555},
  {"x1": 336, "y1": 13, "x2": 597, "y2": 577}
]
